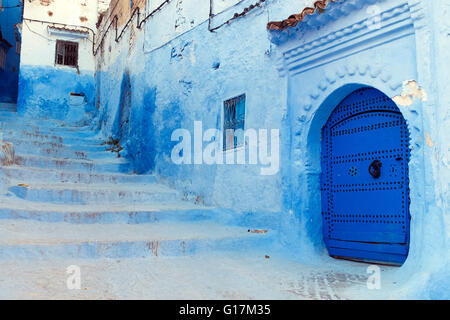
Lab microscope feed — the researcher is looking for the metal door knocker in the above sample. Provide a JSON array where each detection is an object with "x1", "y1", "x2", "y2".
[{"x1": 369, "y1": 160, "x2": 382, "y2": 179}]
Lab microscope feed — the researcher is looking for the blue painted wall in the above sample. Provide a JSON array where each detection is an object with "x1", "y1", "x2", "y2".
[
  {"x1": 94, "y1": 6, "x2": 287, "y2": 214},
  {"x1": 18, "y1": 65, "x2": 96, "y2": 124},
  {"x1": 0, "y1": 0, "x2": 22, "y2": 103},
  {"x1": 73, "y1": 0, "x2": 450, "y2": 297}
]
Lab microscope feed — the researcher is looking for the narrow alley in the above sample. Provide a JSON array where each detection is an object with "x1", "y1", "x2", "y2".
[{"x1": 0, "y1": 0, "x2": 448, "y2": 301}]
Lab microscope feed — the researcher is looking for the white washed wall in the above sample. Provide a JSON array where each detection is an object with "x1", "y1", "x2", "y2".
[{"x1": 21, "y1": 0, "x2": 99, "y2": 71}]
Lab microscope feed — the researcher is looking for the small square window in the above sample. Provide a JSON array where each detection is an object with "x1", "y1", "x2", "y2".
[
  {"x1": 55, "y1": 40, "x2": 78, "y2": 67},
  {"x1": 223, "y1": 94, "x2": 246, "y2": 151}
]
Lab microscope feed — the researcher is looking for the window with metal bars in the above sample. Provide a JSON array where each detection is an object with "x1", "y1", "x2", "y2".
[
  {"x1": 223, "y1": 94, "x2": 246, "y2": 151},
  {"x1": 55, "y1": 40, "x2": 78, "y2": 67}
]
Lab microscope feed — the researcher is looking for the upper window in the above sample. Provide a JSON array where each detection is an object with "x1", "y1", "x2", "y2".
[
  {"x1": 223, "y1": 94, "x2": 246, "y2": 151},
  {"x1": 55, "y1": 40, "x2": 78, "y2": 67}
]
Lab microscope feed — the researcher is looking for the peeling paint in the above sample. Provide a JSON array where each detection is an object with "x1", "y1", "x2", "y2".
[
  {"x1": 393, "y1": 80, "x2": 427, "y2": 106},
  {"x1": 426, "y1": 132, "x2": 434, "y2": 148},
  {"x1": 0, "y1": 142, "x2": 16, "y2": 166}
]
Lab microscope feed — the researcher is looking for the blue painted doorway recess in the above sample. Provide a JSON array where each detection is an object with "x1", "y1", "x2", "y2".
[{"x1": 320, "y1": 87, "x2": 411, "y2": 265}]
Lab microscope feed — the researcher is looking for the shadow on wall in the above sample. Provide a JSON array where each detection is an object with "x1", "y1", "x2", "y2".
[
  {"x1": 0, "y1": 67, "x2": 19, "y2": 103},
  {"x1": 112, "y1": 71, "x2": 132, "y2": 142},
  {"x1": 110, "y1": 72, "x2": 158, "y2": 174},
  {"x1": 126, "y1": 87, "x2": 158, "y2": 174}
]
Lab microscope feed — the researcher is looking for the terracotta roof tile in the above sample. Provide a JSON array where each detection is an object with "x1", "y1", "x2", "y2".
[{"x1": 267, "y1": 0, "x2": 340, "y2": 30}]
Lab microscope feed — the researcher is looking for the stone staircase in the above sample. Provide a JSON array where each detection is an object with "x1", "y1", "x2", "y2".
[
  {"x1": 0, "y1": 104, "x2": 397, "y2": 300},
  {"x1": 0, "y1": 103, "x2": 273, "y2": 260}
]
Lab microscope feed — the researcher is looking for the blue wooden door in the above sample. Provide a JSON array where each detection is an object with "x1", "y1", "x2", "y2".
[{"x1": 321, "y1": 87, "x2": 411, "y2": 265}]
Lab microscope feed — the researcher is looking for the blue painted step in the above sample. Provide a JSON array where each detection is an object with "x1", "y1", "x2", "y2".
[
  {"x1": 0, "y1": 129, "x2": 86, "y2": 144},
  {"x1": 0, "y1": 104, "x2": 275, "y2": 263},
  {"x1": 8, "y1": 182, "x2": 180, "y2": 205},
  {"x1": 14, "y1": 153, "x2": 131, "y2": 173},
  {"x1": 0, "y1": 203, "x2": 222, "y2": 224},
  {"x1": 2, "y1": 166, "x2": 157, "y2": 184},
  {"x1": 0, "y1": 220, "x2": 275, "y2": 260},
  {"x1": 2, "y1": 136, "x2": 106, "y2": 152},
  {"x1": 3, "y1": 138, "x2": 114, "y2": 160},
  {"x1": 0, "y1": 103, "x2": 17, "y2": 112},
  {"x1": 0, "y1": 124, "x2": 98, "y2": 138}
]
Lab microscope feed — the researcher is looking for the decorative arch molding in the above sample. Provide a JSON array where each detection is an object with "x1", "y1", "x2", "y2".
[
  {"x1": 288, "y1": 72, "x2": 427, "y2": 268},
  {"x1": 291, "y1": 74, "x2": 426, "y2": 265},
  {"x1": 273, "y1": 0, "x2": 429, "y2": 76},
  {"x1": 291, "y1": 64, "x2": 425, "y2": 148}
]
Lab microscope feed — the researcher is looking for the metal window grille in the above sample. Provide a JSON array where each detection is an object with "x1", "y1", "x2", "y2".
[
  {"x1": 223, "y1": 94, "x2": 246, "y2": 151},
  {"x1": 55, "y1": 40, "x2": 78, "y2": 67}
]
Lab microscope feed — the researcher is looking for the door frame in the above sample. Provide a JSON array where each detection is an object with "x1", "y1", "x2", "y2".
[
  {"x1": 271, "y1": 0, "x2": 445, "y2": 271},
  {"x1": 319, "y1": 86, "x2": 412, "y2": 265}
]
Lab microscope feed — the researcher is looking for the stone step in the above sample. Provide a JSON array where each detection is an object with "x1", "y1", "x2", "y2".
[
  {"x1": 14, "y1": 153, "x2": 130, "y2": 173},
  {"x1": 59, "y1": 135, "x2": 106, "y2": 146},
  {"x1": 8, "y1": 181, "x2": 179, "y2": 205},
  {"x1": 0, "y1": 109, "x2": 17, "y2": 115},
  {"x1": 2, "y1": 166, "x2": 157, "y2": 185},
  {"x1": 0, "y1": 197, "x2": 221, "y2": 224},
  {"x1": 0, "y1": 220, "x2": 273, "y2": 259},
  {"x1": 0, "y1": 111, "x2": 19, "y2": 118},
  {"x1": 2, "y1": 136, "x2": 106, "y2": 153},
  {"x1": 0, "y1": 103, "x2": 17, "y2": 112},
  {"x1": 0, "y1": 111, "x2": 92, "y2": 129},
  {"x1": 4, "y1": 137, "x2": 115, "y2": 160},
  {"x1": 0, "y1": 129, "x2": 103, "y2": 145},
  {"x1": 0, "y1": 107, "x2": 17, "y2": 112},
  {"x1": 0, "y1": 113, "x2": 88, "y2": 128},
  {"x1": 3, "y1": 131, "x2": 63, "y2": 145},
  {"x1": 0, "y1": 121, "x2": 97, "y2": 138}
]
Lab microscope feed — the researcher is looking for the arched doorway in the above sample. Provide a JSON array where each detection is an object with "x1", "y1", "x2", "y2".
[{"x1": 320, "y1": 87, "x2": 411, "y2": 266}]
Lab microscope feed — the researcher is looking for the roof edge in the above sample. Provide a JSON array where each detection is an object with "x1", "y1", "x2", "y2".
[{"x1": 267, "y1": 0, "x2": 340, "y2": 31}]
